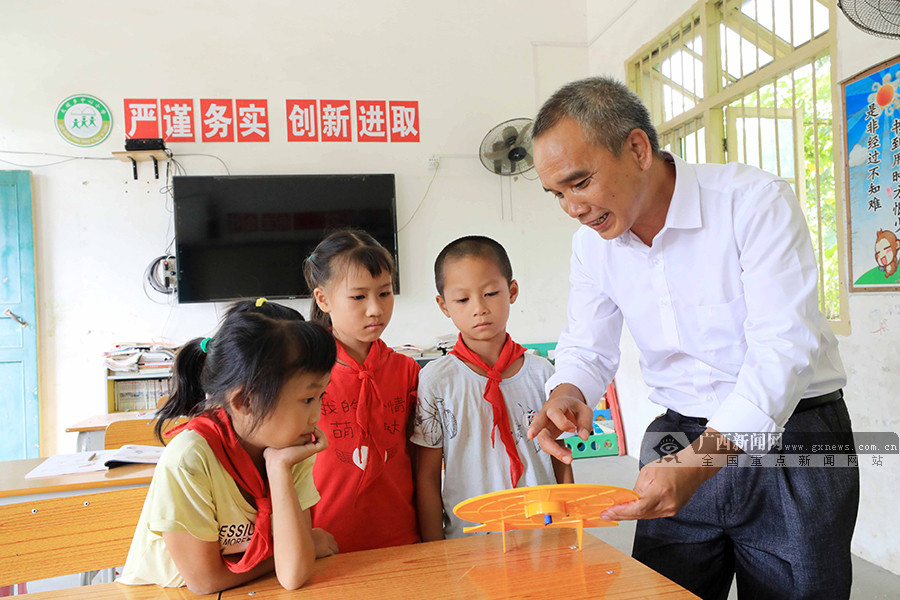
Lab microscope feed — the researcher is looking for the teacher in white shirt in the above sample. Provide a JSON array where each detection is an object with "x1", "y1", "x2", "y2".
[{"x1": 527, "y1": 76, "x2": 858, "y2": 600}]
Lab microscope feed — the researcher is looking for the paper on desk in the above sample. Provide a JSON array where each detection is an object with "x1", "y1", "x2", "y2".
[
  {"x1": 25, "y1": 450, "x2": 118, "y2": 478},
  {"x1": 24, "y1": 445, "x2": 163, "y2": 478}
]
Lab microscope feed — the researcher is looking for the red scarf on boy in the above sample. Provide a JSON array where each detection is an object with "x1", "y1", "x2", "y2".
[
  {"x1": 449, "y1": 333, "x2": 526, "y2": 488},
  {"x1": 167, "y1": 408, "x2": 272, "y2": 573}
]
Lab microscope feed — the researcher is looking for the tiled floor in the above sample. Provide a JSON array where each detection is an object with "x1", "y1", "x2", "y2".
[{"x1": 573, "y1": 454, "x2": 900, "y2": 600}]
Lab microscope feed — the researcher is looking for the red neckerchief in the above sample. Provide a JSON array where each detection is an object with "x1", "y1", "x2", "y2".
[
  {"x1": 166, "y1": 408, "x2": 272, "y2": 573},
  {"x1": 449, "y1": 333, "x2": 526, "y2": 487},
  {"x1": 335, "y1": 338, "x2": 392, "y2": 494}
]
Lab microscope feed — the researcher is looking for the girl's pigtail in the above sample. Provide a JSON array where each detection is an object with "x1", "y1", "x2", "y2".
[
  {"x1": 303, "y1": 254, "x2": 332, "y2": 327},
  {"x1": 155, "y1": 338, "x2": 208, "y2": 442}
]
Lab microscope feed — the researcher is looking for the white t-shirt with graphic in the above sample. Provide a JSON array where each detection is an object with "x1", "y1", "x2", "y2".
[
  {"x1": 410, "y1": 353, "x2": 557, "y2": 539},
  {"x1": 119, "y1": 429, "x2": 319, "y2": 587}
]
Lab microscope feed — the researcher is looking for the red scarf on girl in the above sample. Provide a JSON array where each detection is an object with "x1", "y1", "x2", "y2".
[
  {"x1": 449, "y1": 333, "x2": 526, "y2": 487},
  {"x1": 335, "y1": 338, "x2": 393, "y2": 494},
  {"x1": 167, "y1": 408, "x2": 272, "y2": 573}
]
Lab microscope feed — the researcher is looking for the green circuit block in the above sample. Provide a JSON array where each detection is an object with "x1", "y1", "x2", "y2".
[{"x1": 565, "y1": 433, "x2": 619, "y2": 458}]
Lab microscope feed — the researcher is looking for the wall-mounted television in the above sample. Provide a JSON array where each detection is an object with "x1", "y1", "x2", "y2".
[{"x1": 172, "y1": 174, "x2": 398, "y2": 304}]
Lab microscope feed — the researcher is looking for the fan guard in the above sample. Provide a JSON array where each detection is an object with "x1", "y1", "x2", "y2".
[
  {"x1": 479, "y1": 118, "x2": 535, "y2": 176},
  {"x1": 839, "y1": 0, "x2": 900, "y2": 39}
]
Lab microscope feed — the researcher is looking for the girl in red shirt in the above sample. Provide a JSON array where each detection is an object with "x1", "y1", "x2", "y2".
[{"x1": 304, "y1": 229, "x2": 420, "y2": 552}]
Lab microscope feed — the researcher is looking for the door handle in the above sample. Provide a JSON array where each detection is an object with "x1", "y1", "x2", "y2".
[{"x1": 3, "y1": 309, "x2": 28, "y2": 327}]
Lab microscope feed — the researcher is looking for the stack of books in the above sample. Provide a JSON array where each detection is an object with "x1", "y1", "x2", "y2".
[{"x1": 104, "y1": 343, "x2": 178, "y2": 374}]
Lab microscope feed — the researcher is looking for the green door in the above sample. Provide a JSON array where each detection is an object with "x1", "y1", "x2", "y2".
[{"x1": 0, "y1": 171, "x2": 39, "y2": 459}]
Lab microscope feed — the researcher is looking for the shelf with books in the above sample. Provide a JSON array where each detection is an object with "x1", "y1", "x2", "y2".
[
  {"x1": 106, "y1": 370, "x2": 172, "y2": 413},
  {"x1": 104, "y1": 343, "x2": 177, "y2": 412}
]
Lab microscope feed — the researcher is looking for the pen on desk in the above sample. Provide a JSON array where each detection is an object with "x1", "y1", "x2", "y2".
[{"x1": 88, "y1": 452, "x2": 97, "y2": 461}]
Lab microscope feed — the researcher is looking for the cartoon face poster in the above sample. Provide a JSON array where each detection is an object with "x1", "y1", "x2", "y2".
[{"x1": 843, "y1": 54, "x2": 900, "y2": 291}]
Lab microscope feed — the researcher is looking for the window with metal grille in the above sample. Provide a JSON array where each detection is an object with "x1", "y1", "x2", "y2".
[{"x1": 627, "y1": 0, "x2": 847, "y2": 329}]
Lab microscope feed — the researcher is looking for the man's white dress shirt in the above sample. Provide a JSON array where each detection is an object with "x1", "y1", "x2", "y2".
[{"x1": 545, "y1": 153, "x2": 845, "y2": 450}]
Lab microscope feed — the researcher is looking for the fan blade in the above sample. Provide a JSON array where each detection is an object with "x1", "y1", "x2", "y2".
[
  {"x1": 501, "y1": 126, "x2": 519, "y2": 144},
  {"x1": 483, "y1": 149, "x2": 511, "y2": 161},
  {"x1": 522, "y1": 154, "x2": 534, "y2": 169},
  {"x1": 514, "y1": 121, "x2": 533, "y2": 146}
]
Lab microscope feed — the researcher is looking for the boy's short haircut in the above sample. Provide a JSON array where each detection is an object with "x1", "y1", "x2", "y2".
[{"x1": 434, "y1": 235, "x2": 514, "y2": 295}]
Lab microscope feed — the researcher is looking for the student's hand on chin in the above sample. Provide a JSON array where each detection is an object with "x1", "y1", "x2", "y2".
[{"x1": 264, "y1": 426, "x2": 328, "y2": 467}]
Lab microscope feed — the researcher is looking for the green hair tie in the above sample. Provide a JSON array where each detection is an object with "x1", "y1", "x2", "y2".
[{"x1": 200, "y1": 337, "x2": 212, "y2": 353}]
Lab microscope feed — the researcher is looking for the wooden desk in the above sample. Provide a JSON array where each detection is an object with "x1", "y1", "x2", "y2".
[
  {"x1": 17, "y1": 583, "x2": 206, "y2": 600},
  {"x1": 15, "y1": 529, "x2": 696, "y2": 599},
  {"x1": 67, "y1": 412, "x2": 157, "y2": 452},
  {"x1": 67, "y1": 411, "x2": 159, "y2": 433},
  {"x1": 0, "y1": 459, "x2": 156, "y2": 587},
  {"x1": 223, "y1": 528, "x2": 697, "y2": 599},
  {"x1": 0, "y1": 458, "x2": 154, "y2": 504}
]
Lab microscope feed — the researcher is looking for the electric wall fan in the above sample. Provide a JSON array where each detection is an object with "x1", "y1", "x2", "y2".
[
  {"x1": 839, "y1": 0, "x2": 900, "y2": 39},
  {"x1": 479, "y1": 118, "x2": 535, "y2": 176}
]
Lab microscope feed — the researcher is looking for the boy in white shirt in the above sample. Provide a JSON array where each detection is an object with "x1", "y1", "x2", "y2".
[{"x1": 411, "y1": 235, "x2": 573, "y2": 541}]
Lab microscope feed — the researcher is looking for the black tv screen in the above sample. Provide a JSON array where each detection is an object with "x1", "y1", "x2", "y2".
[{"x1": 173, "y1": 174, "x2": 398, "y2": 303}]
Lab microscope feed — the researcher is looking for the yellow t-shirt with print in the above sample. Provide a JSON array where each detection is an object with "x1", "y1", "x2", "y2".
[{"x1": 118, "y1": 429, "x2": 319, "y2": 587}]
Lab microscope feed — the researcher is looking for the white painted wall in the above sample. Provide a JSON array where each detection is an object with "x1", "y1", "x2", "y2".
[
  {"x1": 585, "y1": 0, "x2": 900, "y2": 576},
  {"x1": 0, "y1": 1, "x2": 589, "y2": 455}
]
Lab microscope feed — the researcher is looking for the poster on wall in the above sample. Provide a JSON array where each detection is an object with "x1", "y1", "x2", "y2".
[{"x1": 842, "y1": 53, "x2": 900, "y2": 292}]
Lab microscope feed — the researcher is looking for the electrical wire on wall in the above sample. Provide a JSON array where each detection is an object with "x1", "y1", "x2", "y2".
[
  {"x1": 0, "y1": 149, "x2": 117, "y2": 168},
  {"x1": 144, "y1": 255, "x2": 177, "y2": 296},
  {"x1": 397, "y1": 162, "x2": 440, "y2": 233}
]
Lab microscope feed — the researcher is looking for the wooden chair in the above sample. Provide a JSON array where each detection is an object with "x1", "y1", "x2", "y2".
[
  {"x1": 0, "y1": 487, "x2": 146, "y2": 587},
  {"x1": 104, "y1": 416, "x2": 188, "y2": 450}
]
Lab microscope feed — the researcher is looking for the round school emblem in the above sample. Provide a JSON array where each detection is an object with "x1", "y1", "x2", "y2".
[{"x1": 55, "y1": 94, "x2": 112, "y2": 147}]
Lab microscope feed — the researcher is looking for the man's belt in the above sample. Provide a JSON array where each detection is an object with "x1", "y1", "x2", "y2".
[{"x1": 673, "y1": 389, "x2": 843, "y2": 428}]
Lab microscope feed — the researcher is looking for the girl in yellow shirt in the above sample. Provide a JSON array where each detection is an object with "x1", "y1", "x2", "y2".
[{"x1": 120, "y1": 299, "x2": 337, "y2": 593}]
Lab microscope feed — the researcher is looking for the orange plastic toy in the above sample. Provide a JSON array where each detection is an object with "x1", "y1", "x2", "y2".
[{"x1": 453, "y1": 484, "x2": 639, "y2": 551}]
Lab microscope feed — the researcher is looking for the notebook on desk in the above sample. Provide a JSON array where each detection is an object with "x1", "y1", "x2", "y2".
[{"x1": 24, "y1": 445, "x2": 163, "y2": 479}]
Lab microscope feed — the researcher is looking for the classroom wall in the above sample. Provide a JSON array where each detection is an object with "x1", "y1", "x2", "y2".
[
  {"x1": 1, "y1": 1, "x2": 589, "y2": 455},
  {"x1": 585, "y1": 0, "x2": 900, "y2": 575}
]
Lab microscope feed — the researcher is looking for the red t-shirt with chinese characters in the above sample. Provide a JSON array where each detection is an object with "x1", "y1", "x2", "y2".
[{"x1": 311, "y1": 339, "x2": 420, "y2": 552}]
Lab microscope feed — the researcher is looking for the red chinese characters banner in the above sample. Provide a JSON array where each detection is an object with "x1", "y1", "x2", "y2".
[
  {"x1": 161, "y1": 99, "x2": 195, "y2": 143},
  {"x1": 123, "y1": 97, "x2": 418, "y2": 142},
  {"x1": 389, "y1": 101, "x2": 419, "y2": 142},
  {"x1": 235, "y1": 99, "x2": 269, "y2": 142},
  {"x1": 124, "y1": 99, "x2": 160, "y2": 138},
  {"x1": 200, "y1": 99, "x2": 235, "y2": 142},
  {"x1": 320, "y1": 100, "x2": 352, "y2": 142},
  {"x1": 357, "y1": 101, "x2": 387, "y2": 142},
  {"x1": 286, "y1": 100, "x2": 318, "y2": 142}
]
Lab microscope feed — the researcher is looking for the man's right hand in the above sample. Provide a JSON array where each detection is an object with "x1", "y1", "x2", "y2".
[{"x1": 527, "y1": 383, "x2": 594, "y2": 464}]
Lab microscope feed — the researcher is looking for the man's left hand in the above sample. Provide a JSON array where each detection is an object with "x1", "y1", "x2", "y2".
[{"x1": 601, "y1": 428, "x2": 737, "y2": 521}]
